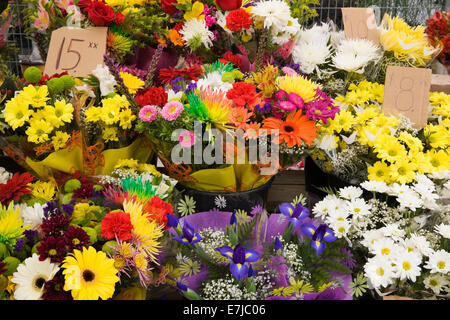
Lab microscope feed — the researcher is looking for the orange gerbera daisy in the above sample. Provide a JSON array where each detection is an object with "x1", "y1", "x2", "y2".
[
  {"x1": 229, "y1": 107, "x2": 253, "y2": 129},
  {"x1": 242, "y1": 122, "x2": 262, "y2": 140},
  {"x1": 262, "y1": 110, "x2": 317, "y2": 147}
]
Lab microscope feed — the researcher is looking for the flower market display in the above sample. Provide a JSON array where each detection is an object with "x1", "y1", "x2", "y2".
[{"x1": 0, "y1": 0, "x2": 449, "y2": 302}]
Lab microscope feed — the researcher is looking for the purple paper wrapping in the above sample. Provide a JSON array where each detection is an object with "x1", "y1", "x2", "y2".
[{"x1": 168, "y1": 212, "x2": 352, "y2": 300}]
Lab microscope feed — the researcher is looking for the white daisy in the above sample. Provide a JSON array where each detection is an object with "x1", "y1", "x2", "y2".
[
  {"x1": 326, "y1": 209, "x2": 349, "y2": 224},
  {"x1": 381, "y1": 223, "x2": 406, "y2": 241},
  {"x1": 345, "y1": 198, "x2": 372, "y2": 217},
  {"x1": 329, "y1": 219, "x2": 351, "y2": 239},
  {"x1": 214, "y1": 195, "x2": 227, "y2": 209},
  {"x1": 434, "y1": 223, "x2": 450, "y2": 240},
  {"x1": 402, "y1": 234, "x2": 433, "y2": 257},
  {"x1": 397, "y1": 192, "x2": 424, "y2": 211},
  {"x1": 428, "y1": 170, "x2": 450, "y2": 180},
  {"x1": 18, "y1": 203, "x2": 45, "y2": 229},
  {"x1": 425, "y1": 250, "x2": 450, "y2": 274},
  {"x1": 312, "y1": 199, "x2": 333, "y2": 218},
  {"x1": 180, "y1": 18, "x2": 214, "y2": 50},
  {"x1": 332, "y1": 39, "x2": 381, "y2": 73},
  {"x1": 392, "y1": 249, "x2": 422, "y2": 282},
  {"x1": 361, "y1": 229, "x2": 385, "y2": 250},
  {"x1": 339, "y1": 186, "x2": 363, "y2": 201},
  {"x1": 361, "y1": 180, "x2": 388, "y2": 193},
  {"x1": 387, "y1": 183, "x2": 413, "y2": 197},
  {"x1": 11, "y1": 254, "x2": 60, "y2": 300},
  {"x1": 364, "y1": 255, "x2": 395, "y2": 289},
  {"x1": 0, "y1": 167, "x2": 12, "y2": 184},
  {"x1": 167, "y1": 88, "x2": 183, "y2": 102},
  {"x1": 423, "y1": 274, "x2": 450, "y2": 295},
  {"x1": 370, "y1": 237, "x2": 399, "y2": 258},
  {"x1": 251, "y1": 0, "x2": 292, "y2": 31}
]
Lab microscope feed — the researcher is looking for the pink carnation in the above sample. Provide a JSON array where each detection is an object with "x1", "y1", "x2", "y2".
[
  {"x1": 160, "y1": 101, "x2": 184, "y2": 121},
  {"x1": 139, "y1": 105, "x2": 158, "y2": 122},
  {"x1": 282, "y1": 67, "x2": 298, "y2": 76}
]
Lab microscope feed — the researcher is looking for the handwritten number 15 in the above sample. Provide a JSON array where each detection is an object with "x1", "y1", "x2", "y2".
[{"x1": 55, "y1": 37, "x2": 85, "y2": 71}]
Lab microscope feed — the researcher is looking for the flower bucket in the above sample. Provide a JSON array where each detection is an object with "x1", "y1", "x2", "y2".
[{"x1": 176, "y1": 176, "x2": 275, "y2": 213}]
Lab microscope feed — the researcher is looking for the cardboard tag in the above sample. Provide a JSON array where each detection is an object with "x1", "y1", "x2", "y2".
[
  {"x1": 431, "y1": 74, "x2": 450, "y2": 94},
  {"x1": 342, "y1": 8, "x2": 380, "y2": 45},
  {"x1": 383, "y1": 66, "x2": 432, "y2": 129},
  {"x1": 44, "y1": 26, "x2": 107, "y2": 77}
]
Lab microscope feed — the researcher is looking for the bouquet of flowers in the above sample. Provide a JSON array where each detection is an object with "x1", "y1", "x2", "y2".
[
  {"x1": 290, "y1": 14, "x2": 441, "y2": 97},
  {"x1": 0, "y1": 165, "x2": 178, "y2": 300},
  {"x1": 134, "y1": 59, "x2": 339, "y2": 194},
  {"x1": 160, "y1": 194, "x2": 354, "y2": 300},
  {"x1": 310, "y1": 80, "x2": 450, "y2": 185},
  {"x1": 0, "y1": 65, "x2": 152, "y2": 180},
  {"x1": 310, "y1": 174, "x2": 450, "y2": 299},
  {"x1": 0, "y1": 2, "x2": 14, "y2": 65},
  {"x1": 426, "y1": 10, "x2": 450, "y2": 72}
]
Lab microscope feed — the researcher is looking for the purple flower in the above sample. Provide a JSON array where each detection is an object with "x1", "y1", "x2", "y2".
[
  {"x1": 279, "y1": 202, "x2": 309, "y2": 228},
  {"x1": 300, "y1": 223, "x2": 337, "y2": 256},
  {"x1": 173, "y1": 221, "x2": 202, "y2": 246},
  {"x1": 274, "y1": 237, "x2": 283, "y2": 253},
  {"x1": 62, "y1": 204, "x2": 74, "y2": 216},
  {"x1": 172, "y1": 85, "x2": 182, "y2": 93},
  {"x1": 304, "y1": 287, "x2": 347, "y2": 300},
  {"x1": 184, "y1": 82, "x2": 197, "y2": 94},
  {"x1": 216, "y1": 244, "x2": 260, "y2": 281},
  {"x1": 250, "y1": 204, "x2": 263, "y2": 216},
  {"x1": 340, "y1": 248, "x2": 356, "y2": 269},
  {"x1": 170, "y1": 77, "x2": 184, "y2": 85},
  {"x1": 24, "y1": 229, "x2": 38, "y2": 243},
  {"x1": 166, "y1": 213, "x2": 179, "y2": 228},
  {"x1": 14, "y1": 238, "x2": 24, "y2": 251},
  {"x1": 43, "y1": 201, "x2": 62, "y2": 217}
]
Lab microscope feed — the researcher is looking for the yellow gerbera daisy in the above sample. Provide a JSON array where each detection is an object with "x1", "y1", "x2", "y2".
[
  {"x1": 61, "y1": 246, "x2": 119, "y2": 300},
  {"x1": 84, "y1": 107, "x2": 102, "y2": 123},
  {"x1": 101, "y1": 99, "x2": 121, "y2": 125},
  {"x1": 368, "y1": 161, "x2": 392, "y2": 183},
  {"x1": 389, "y1": 159, "x2": 417, "y2": 184}
]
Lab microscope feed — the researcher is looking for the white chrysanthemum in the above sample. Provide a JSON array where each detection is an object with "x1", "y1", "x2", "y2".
[
  {"x1": 397, "y1": 192, "x2": 424, "y2": 211},
  {"x1": 425, "y1": 250, "x2": 450, "y2": 274},
  {"x1": 370, "y1": 237, "x2": 399, "y2": 258},
  {"x1": 251, "y1": 0, "x2": 291, "y2": 31},
  {"x1": 332, "y1": 39, "x2": 381, "y2": 73},
  {"x1": 180, "y1": 18, "x2": 214, "y2": 49},
  {"x1": 11, "y1": 254, "x2": 60, "y2": 300},
  {"x1": 392, "y1": 249, "x2": 422, "y2": 282},
  {"x1": 92, "y1": 64, "x2": 117, "y2": 97},
  {"x1": 345, "y1": 198, "x2": 372, "y2": 217},
  {"x1": 214, "y1": 195, "x2": 227, "y2": 209},
  {"x1": 361, "y1": 229, "x2": 385, "y2": 249},
  {"x1": 196, "y1": 71, "x2": 233, "y2": 92},
  {"x1": 381, "y1": 223, "x2": 406, "y2": 241},
  {"x1": 18, "y1": 203, "x2": 45, "y2": 229},
  {"x1": 339, "y1": 186, "x2": 363, "y2": 201},
  {"x1": 364, "y1": 255, "x2": 395, "y2": 289},
  {"x1": 292, "y1": 41, "x2": 331, "y2": 74},
  {"x1": 0, "y1": 167, "x2": 12, "y2": 184},
  {"x1": 329, "y1": 219, "x2": 351, "y2": 239},
  {"x1": 330, "y1": 30, "x2": 346, "y2": 48},
  {"x1": 312, "y1": 199, "x2": 333, "y2": 218},
  {"x1": 403, "y1": 234, "x2": 433, "y2": 257},
  {"x1": 387, "y1": 183, "x2": 413, "y2": 197},
  {"x1": 361, "y1": 180, "x2": 388, "y2": 193},
  {"x1": 423, "y1": 274, "x2": 450, "y2": 295},
  {"x1": 435, "y1": 224, "x2": 450, "y2": 239},
  {"x1": 428, "y1": 170, "x2": 450, "y2": 180},
  {"x1": 415, "y1": 174, "x2": 435, "y2": 189}
]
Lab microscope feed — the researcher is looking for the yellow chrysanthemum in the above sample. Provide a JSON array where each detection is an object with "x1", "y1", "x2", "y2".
[
  {"x1": 102, "y1": 127, "x2": 119, "y2": 143},
  {"x1": 114, "y1": 158, "x2": 140, "y2": 170},
  {"x1": 20, "y1": 85, "x2": 49, "y2": 108},
  {"x1": 101, "y1": 98, "x2": 122, "y2": 125},
  {"x1": 380, "y1": 14, "x2": 439, "y2": 67},
  {"x1": 368, "y1": 161, "x2": 392, "y2": 183},
  {"x1": 120, "y1": 72, "x2": 144, "y2": 95},
  {"x1": 84, "y1": 107, "x2": 102, "y2": 123},
  {"x1": 0, "y1": 203, "x2": 27, "y2": 250},
  {"x1": 374, "y1": 134, "x2": 407, "y2": 163},
  {"x1": 123, "y1": 199, "x2": 162, "y2": 263},
  {"x1": 25, "y1": 120, "x2": 54, "y2": 144},
  {"x1": 3, "y1": 96, "x2": 32, "y2": 130},
  {"x1": 398, "y1": 132, "x2": 423, "y2": 154},
  {"x1": 389, "y1": 159, "x2": 417, "y2": 184},
  {"x1": 119, "y1": 107, "x2": 136, "y2": 130},
  {"x1": 425, "y1": 150, "x2": 450, "y2": 173},
  {"x1": 51, "y1": 131, "x2": 71, "y2": 151},
  {"x1": 138, "y1": 163, "x2": 161, "y2": 176},
  {"x1": 424, "y1": 124, "x2": 449, "y2": 149},
  {"x1": 45, "y1": 99, "x2": 74, "y2": 128},
  {"x1": 62, "y1": 246, "x2": 119, "y2": 300},
  {"x1": 328, "y1": 110, "x2": 355, "y2": 133},
  {"x1": 276, "y1": 75, "x2": 321, "y2": 103},
  {"x1": 31, "y1": 180, "x2": 57, "y2": 201}
]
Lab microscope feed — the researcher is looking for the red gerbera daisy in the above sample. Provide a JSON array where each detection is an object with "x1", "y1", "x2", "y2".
[
  {"x1": 0, "y1": 172, "x2": 34, "y2": 205},
  {"x1": 143, "y1": 196, "x2": 174, "y2": 229},
  {"x1": 37, "y1": 235, "x2": 67, "y2": 263},
  {"x1": 101, "y1": 211, "x2": 133, "y2": 241}
]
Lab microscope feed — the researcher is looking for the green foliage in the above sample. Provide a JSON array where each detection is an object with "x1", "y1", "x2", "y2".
[
  {"x1": 291, "y1": 193, "x2": 307, "y2": 207},
  {"x1": 288, "y1": 0, "x2": 320, "y2": 26},
  {"x1": 349, "y1": 272, "x2": 369, "y2": 298},
  {"x1": 314, "y1": 185, "x2": 340, "y2": 196}
]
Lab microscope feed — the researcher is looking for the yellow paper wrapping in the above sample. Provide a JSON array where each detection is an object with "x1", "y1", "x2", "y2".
[
  {"x1": 25, "y1": 137, "x2": 153, "y2": 180},
  {"x1": 182, "y1": 165, "x2": 237, "y2": 192}
]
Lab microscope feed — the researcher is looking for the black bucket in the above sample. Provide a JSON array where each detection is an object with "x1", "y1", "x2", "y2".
[{"x1": 176, "y1": 177, "x2": 275, "y2": 213}]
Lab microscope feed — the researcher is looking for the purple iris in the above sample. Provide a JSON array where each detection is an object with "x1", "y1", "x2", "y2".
[
  {"x1": 173, "y1": 221, "x2": 202, "y2": 246},
  {"x1": 274, "y1": 237, "x2": 283, "y2": 254},
  {"x1": 166, "y1": 213, "x2": 179, "y2": 228},
  {"x1": 216, "y1": 244, "x2": 260, "y2": 281},
  {"x1": 279, "y1": 202, "x2": 309, "y2": 228},
  {"x1": 300, "y1": 223, "x2": 337, "y2": 256}
]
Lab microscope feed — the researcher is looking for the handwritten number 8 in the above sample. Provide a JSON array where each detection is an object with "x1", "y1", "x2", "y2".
[{"x1": 395, "y1": 76, "x2": 415, "y2": 112}]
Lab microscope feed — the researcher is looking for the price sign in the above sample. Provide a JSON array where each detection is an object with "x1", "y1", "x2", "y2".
[
  {"x1": 342, "y1": 8, "x2": 380, "y2": 45},
  {"x1": 44, "y1": 27, "x2": 107, "y2": 77},
  {"x1": 383, "y1": 66, "x2": 432, "y2": 129}
]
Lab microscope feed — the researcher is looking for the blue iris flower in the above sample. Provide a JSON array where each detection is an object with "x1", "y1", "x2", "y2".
[
  {"x1": 279, "y1": 202, "x2": 309, "y2": 228},
  {"x1": 216, "y1": 244, "x2": 260, "y2": 281},
  {"x1": 300, "y1": 223, "x2": 337, "y2": 256},
  {"x1": 173, "y1": 221, "x2": 202, "y2": 246}
]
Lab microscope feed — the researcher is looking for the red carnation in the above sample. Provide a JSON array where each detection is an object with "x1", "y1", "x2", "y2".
[
  {"x1": 101, "y1": 211, "x2": 133, "y2": 241},
  {"x1": 226, "y1": 9, "x2": 252, "y2": 32},
  {"x1": 135, "y1": 87, "x2": 168, "y2": 107},
  {"x1": 226, "y1": 82, "x2": 259, "y2": 108},
  {"x1": 87, "y1": 1, "x2": 116, "y2": 26},
  {"x1": 216, "y1": 0, "x2": 242, "y2": 11},
  {"x1": 143, "y1": 196, "x2": 173, "y2": 229},
  {"x1": 161, "y1": 0, "x2": 178, "y2": 15},
  {"x1": 220, "y1": 51, "x2": 242, "y2": 68},
  {"x1": 0, "y1": 172, "x2": 34, "y2": 206},
  {"x1": 115, "y1": 12, "x2": 125, "y2": 25}
]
